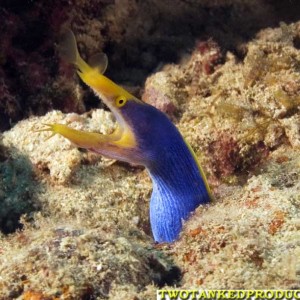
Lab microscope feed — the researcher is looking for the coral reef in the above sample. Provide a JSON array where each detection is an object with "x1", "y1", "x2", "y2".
[
  {"x1": 172, "y1": 148, "x2": 300, "y2": 288},
  {"x1": 142, "y1": 69, "x2": 184, "y2": 117},
  {"x1": 0, "y1": 140, "x2": 38, "y2": 234},
  {"x1": 0, "y1": 0, "x2": 289, "y2": 132},
  {"x1": 1, "y1": 111, "x2": 180, "y2": 299},
  {"x1": 176, "y1": 21, "x2": 300, "y2": 185},
  {"x1": 0, "y1": 218, "x2": 177, "y2": 299},
  {"x1": 0, "y1": 1, "x2": 300, "y2": 299}
]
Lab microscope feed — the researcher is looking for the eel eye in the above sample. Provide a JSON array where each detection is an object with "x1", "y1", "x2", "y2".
[{"x1": 116, "y1": 96, "x2": 127, "y2": 107}]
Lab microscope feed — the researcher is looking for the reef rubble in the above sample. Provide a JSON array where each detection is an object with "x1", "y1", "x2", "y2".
[{"x1": 0, "y1": 1, "x2": 300, "y2": 299}]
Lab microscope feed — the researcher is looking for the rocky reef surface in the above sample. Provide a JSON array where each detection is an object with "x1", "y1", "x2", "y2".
[{"x1": 0, "y1": 0, "x2": 300, "y2": 299}]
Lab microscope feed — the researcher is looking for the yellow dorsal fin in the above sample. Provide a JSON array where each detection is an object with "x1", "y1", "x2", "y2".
[
  {"x1": 58, "y1": 30, "x2": 134, "y2": 101},
  {"x1": 58, "y1": 29, "x2": 108, "y2": 77}
]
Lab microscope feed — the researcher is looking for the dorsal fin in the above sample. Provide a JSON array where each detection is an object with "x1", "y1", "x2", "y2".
[
  {"x1": 58, "y1": 30, "x2": 108, "y2": 75},
  {"x1": 88, "y1": 53, "x2": 108, "y2": 74},
  {"x1": 58, "y1": 29, "x2": 79, "y2": 65}
]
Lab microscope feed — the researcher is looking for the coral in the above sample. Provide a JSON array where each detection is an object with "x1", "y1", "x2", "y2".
[
  {"x1": 207, "y1": 133, "x2": 241, "y2": 180},
  {"x1": 142, "y1": 68, "x2": 186, "y2": 117},
  {"x1": 0, "y1": 113, "x2": 180, "y2": 298},
  {"x1": 1, "y1": 2, "x2": 300, "y2": 299},
  {"x1": 184, "y1": 39, "x2": 223, "y2": 98},
  {"x1": 171, "y1": 148, "x2": 300, "y2": 289},
  {"x1": 3, "y1": 111, "x2": 81, "y2": 184},
  {"x1": 0, "y1": 219, "x2": 178, "y2": 299},
  {"x1": 2, "y1": 110, "x2": 116, "y2": 184},
  {"x1": 0, "y1": 140, "x2": 37, "y2": 234},
  {"x1": 0, "y1": 0, "x2": 282, "y2": 132},
  {"x1": 175, "y1": 20, "x2": 300, "y2": 186}
]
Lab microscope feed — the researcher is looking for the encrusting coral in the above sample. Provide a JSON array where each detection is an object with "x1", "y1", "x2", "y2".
[
  {"x1": 176, "y1": 21, "x2": 300, "y2": 186},
  {"x1": 0, "y1": 217, "x2": 178, "y2": 298},
  {"x1": 172, "y1": 147, "x2": 300, "y2": 288},
  {"x1": 0, "y1": 140, "x2": 38, "y2": 234},
  {"x1": 1, "y1": 113, "x2": 180, "y2": 299},
  {"x1": 1, "y1": 1, "x2": 300, "y2": 299}
]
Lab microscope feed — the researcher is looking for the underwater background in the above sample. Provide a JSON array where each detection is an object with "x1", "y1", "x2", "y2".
[{"x1": 0, "y1": 0, "x2": 300, "y2": 298}]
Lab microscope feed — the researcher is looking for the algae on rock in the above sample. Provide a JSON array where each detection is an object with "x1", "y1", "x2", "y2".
[
  {"x1": 1, "y1": 3, "x2": 300, "y2": 299},
  {"x1": 0, "y1": 141, "x2": 37, "y2": 234}
]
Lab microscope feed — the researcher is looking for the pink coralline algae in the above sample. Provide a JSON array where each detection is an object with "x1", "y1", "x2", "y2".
[
  {"x1": 195, "y1": 39, "x2": 223, "y2": 75},
  {"x1": 142, "y1": 73, "x2": 179, "y2": 116}
]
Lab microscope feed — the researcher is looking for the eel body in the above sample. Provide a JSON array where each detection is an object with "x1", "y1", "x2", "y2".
[{"x1": 40, "y1": 30, "x2": 211, "y2": 243}]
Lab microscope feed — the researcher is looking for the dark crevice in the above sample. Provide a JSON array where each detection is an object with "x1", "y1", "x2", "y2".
[
  {"x1": 148, "y1": 255, "x2": 182, "y2": 287},
  {"x1": 293, "y1": 36, "x2": 300, "y2": 50},
  {"x1": 1, "y1": 1, "x2": 300, "y2": 131}
]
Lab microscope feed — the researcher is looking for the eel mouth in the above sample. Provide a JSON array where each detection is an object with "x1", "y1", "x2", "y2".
[
  {"x1": 36, "y1": 29, "x2": 138, "y2": 158},
  {"x1": 75, "y1": 61, "x2": 138, "y2": 149}
]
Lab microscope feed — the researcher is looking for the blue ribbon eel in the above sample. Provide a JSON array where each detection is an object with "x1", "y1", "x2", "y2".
[{"x1": 38, "y1": 30, "x2": 212, "y2": 243}]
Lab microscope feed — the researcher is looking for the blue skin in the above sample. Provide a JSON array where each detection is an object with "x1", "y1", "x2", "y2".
[{"x1": 121, "y1": 100, "x2": 210, "y2": 242}]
